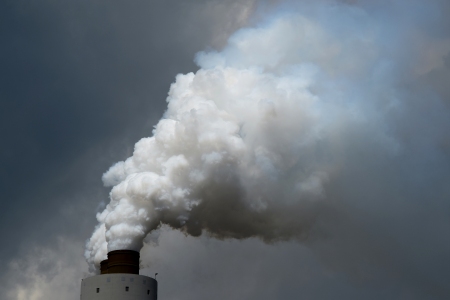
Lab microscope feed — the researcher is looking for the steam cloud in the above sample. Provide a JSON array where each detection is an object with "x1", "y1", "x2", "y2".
[{"x1": 85, "y1": 0, "x2": 450, "y2": 272}]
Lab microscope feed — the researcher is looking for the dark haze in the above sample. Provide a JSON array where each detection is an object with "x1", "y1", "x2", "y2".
[{"x1": 1, "y1": 0, "x2": 450, "y2": 299}]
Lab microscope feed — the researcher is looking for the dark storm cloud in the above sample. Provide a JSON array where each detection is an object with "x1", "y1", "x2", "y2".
[{"x1": 0, "y1": 0, "x2": 253, "y2": 243}]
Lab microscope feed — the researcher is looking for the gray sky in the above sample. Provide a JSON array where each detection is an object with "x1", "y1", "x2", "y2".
[{"x1": 1, "y1": 0, "x2": 449, "y2": 299}]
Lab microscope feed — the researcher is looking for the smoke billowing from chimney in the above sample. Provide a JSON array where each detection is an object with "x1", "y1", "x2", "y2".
[{"x1": 85, "y1": 1, "x2": 450, "y2": 272}]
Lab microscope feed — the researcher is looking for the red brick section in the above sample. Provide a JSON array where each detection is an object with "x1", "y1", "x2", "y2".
[{"x1": 105, "y1": 250, "x2": 140, "y2": 274}]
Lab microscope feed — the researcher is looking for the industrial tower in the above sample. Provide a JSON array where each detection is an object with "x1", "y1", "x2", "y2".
[{"x1": 80, "y1": 250, "x2": 157, "y2": 300}]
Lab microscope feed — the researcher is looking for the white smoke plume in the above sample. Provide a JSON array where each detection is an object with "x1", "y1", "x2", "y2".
[{"x1": 85, "y1": 0, "x2": 450, "y2": 272}]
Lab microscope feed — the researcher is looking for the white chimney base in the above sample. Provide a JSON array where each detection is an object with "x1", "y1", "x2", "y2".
[{"x1": 81, "y1": 274, "x2": 157, "y2": 300}]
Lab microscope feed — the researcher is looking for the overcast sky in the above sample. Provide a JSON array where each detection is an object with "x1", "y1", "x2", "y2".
[{"x1": 1, "y1": 0, "x2": 449, "y2": 299}]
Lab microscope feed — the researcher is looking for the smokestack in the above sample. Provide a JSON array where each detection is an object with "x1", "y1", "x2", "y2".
[
  {"x1": 81, "y1": 250, "x2": 157, "y2": 300},
  {"x1": 106, "y1": 250, "x2": 140, "y2": 274},
  {"x1": 97, "y1": 250, "x2": 140, "y2": 275}
]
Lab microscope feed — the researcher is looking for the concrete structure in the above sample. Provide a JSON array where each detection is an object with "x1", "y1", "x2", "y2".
[
  {"x1": 81, "y1": 250, "x2": 157, "y2": 300},
  {"x1": 81, "y1": 273, "x2": 157, "y2": 300}
]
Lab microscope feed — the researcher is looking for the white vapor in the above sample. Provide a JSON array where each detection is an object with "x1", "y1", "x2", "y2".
[{"x1": 85, "y1": 0, "x2": 450, "y2": 279}]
